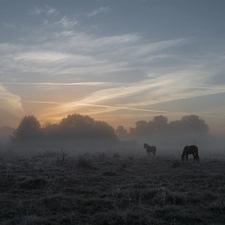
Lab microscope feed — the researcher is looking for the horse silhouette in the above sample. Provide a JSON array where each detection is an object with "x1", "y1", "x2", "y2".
[
  {"x1": 181, "y1": 145, "x2": 199, "y2": 162},
  {"x1": 144, "y1": 143, "x2": 156, "y2": 156}
]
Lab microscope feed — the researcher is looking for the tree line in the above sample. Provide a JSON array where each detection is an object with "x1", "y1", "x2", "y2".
[
  {"x1": 116, "y1": 114, "x2": 209, "y2": 139},
  {"x1": 11, "y1": 114, "x2": 117, "y2": 143},
  {"x1": 11, "y1": 113, "x2": 209, "y2": 144}
]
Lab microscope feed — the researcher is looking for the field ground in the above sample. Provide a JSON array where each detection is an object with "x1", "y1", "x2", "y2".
[{"x1": 0, "y1": 147, "x2": 225, "y2": 225}]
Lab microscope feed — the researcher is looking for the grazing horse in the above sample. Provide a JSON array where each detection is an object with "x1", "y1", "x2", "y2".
[
  {"x1": 144, "y1": 143, "x2": 156, "y2": 156},
  {"x1": 181, "y1": 145, "x2": 200, "y2": 162}
]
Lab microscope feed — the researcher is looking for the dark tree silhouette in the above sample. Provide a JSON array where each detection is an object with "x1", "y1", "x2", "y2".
[
  {"x1": 168, "y1": 120, "x2": 183, "y2": 132},
  {"x1": 11, "y1": 115, "x2": 41, "y2": 141},
  {"x1": 58, "y1": 114, "x2": 95, "y2": 138},
  {"x1": 94, "y1": 120, "x2": 117, "y2": 139},
  {"x1": 128, "y1": 114, "x2": 210, "y2": 138},
  {"x1": 130, "y1": 115, "x2": 169, "y2": 136},
  {"x1": 60, "y1": 114, "x2": 95, "y2": 129},
  {"x1": 11, "y1": 113, "x2": 118, "y2": 145},
  {"x1": 181, "y1": 115, "x2": 209, "y2": 133},
  {"x1": 135, "y1": 120, "x2": 149, "y2": 136},
  {"x1": 152, "y1": 115, "x2": 168, "y2": 133},
  {"x1": 42, "y1": 122, "x2": 60, "y2": 139},
  {"x1": 116, "y1": 125, "x2": 128, "y2": 138},
  {"x1": 43, "y1": 113, "x2": 118, "y2": 140}
]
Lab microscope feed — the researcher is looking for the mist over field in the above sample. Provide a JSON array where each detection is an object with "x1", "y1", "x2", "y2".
[
  {"x1": 0, "y1": 113, "x2": 225, "y2": 224},
  {"x1": 1, "y1": 137, "x2": 225, "y2": 224},
  {"x1": 0, "y1": 113, "x2": 224, "y2": 160},
  {"x1": 0, "y1": 113, "x2": 223, "y2": 158}
]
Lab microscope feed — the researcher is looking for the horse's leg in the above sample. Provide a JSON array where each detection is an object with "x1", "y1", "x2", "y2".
[
  {"x1": 196, "y1": 154, "x2": 200, "y2": 162},
  {"x1": 193, "y1": 153, "x2": 196, "y2": 162},
  {"x1": 186, "y1": 154, "x2": 188, "y2": 160}
]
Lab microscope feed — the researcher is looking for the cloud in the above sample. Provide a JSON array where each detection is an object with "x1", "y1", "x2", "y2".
[
  {"x1": 1, "y1": 10, "x2": 225, "y2": 128},
  {"x1": 24, "y1": 100, "x2": 59, "y2": 105},
  {"x1": 1, "y1": 26, "x2": 224, "y2": 100},
  {"x1": 0, "y1": 20, "x2": 223, "y2": 92},
  {"x1": 47, "y1": 69, "x2": 225, "y2": 118},
  {"x1": 3, "y1": 21, "x2": 16, "y2": 29},
  {"x1": 3, "y1": 82, "x2": 109, "y2": 87},
  {"x1": 3, "y1": 27, "x2": 188, "y2": 81},
  {"x1": 30, "y1": 5, "x2": 59, "y2": 16},
  {"x1": 0, "y1": 43, "x2": 22, "y2": 53},
  {"x1": 53, "y1": 16, "x2": 78, "y2": 29},
  {"x1": 0, "y1": 84, "x2": 24, "y2": 116},
  {"x1": 88, "y1": 7, "x2": 109, "y2": 17},
  {"x1": 14, "y1": 51, "x2": 73, "y2": 63},
  {"x1": 40, "y1": 17, "x2": 78, "y2": 30},
  {"x1": 53, "y1": 77, "x2": 187, "y2": 114}
]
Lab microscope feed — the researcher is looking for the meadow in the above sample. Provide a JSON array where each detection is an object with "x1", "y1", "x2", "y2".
[{"x1": 0, "y1": 146, "x2": 225, "y2": 225}]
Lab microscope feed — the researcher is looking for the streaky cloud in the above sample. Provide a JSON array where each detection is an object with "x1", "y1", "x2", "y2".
[
  {"x1": 24, "y1": 100, "x2": 59, "y2": 105},
  {"x1": 3, "y1": 21, "x2": 16, "y2": 29},
  {"x1": 88, "y1": 6, "x2": 109, "y2": 17},
  {"x1": 14, "y1": 51, "x2": 73, "y2": 62},
  {"x1": 54, "y1": 16, "x2": 79, "y2": 29},
  {"x1": 3, "y1": 82, "x2": 109, "y2": 86},
  {"x1": 30, "y1": 5, "x2": 59, "y2": 16},
  {"x1": 51, "y1": 72, "x2": 225, "y2": 118}
]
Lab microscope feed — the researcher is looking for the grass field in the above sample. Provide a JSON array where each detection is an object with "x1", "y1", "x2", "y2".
[{"x1": 0, "y1": 147, "x2": 225, "y2": 225}]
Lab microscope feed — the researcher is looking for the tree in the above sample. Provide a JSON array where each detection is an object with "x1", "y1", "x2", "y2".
[
  {"x1": 59, "y1": 114, "x2": 95, "y2": 138},
  {"x1": 168, "y1": 120, "x2": 183, "y2": 132},
  {"x1": 116, "y1": 125, "x2": 129, "y2": 138},
  {"x1": 11, "y1": 115, "x2": 41, "y2": 141},
  {"x1": 135, "y1": 120, "x2": 149, "y2": 135},
  {"x1": 94, "y1": 120, "x2": 117, "y2": 139},
  {"x1": 59, "y1": 114, "x2": 95, "y2": 128},
  {"x1": 57, "y1": 113, "x2": 117, "y2": 140},
  {"x1": 152, "y1": 115, "x2": 168, "y2": 133},
  {"x1": 42, "y1": 122, "x2": 59, "y2": 139},
  {"x1": 129, "y1": 116, "x2": 168, "y2": 136},
  {"x1": 181, "y1": 115, "x2": 209, "y2": 133}
]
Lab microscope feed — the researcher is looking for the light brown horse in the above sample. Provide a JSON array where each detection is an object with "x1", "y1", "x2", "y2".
[
  {"x1": 181, "y1": 145, "x2": 200, "y2": 162},
  {"x1": 144, "y1": 143, "x2": 156, "y2": 156}
]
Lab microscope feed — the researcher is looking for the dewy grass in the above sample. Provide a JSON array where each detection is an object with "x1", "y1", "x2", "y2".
[
  {"x1": 0, "y1": 149, "x2": 225, "y2": 224},
  {"x1": 76, "y1": 153, "x2": 94, "y2": 169}
]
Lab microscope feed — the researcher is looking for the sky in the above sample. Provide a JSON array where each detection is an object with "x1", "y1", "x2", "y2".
[{"x1": 0, "y1": 0, "x2": 225, "y2": 135}]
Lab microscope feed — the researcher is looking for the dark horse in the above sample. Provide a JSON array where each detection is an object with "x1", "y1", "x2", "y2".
[
  {"x1": 181, "y1": 145, "x2": 200, "y2": 162},
  {"x1": 144, "y1": 143, "x2": 156, "y2": 156}
]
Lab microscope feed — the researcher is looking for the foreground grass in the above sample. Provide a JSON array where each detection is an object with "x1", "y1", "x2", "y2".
[{"x1": 0, "y1": 149, "x2": 225, "y2": 225}]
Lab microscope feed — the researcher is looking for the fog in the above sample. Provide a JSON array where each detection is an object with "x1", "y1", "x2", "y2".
[
  {"x1": 0, "y1": 113, "x2": 224, "y2": 160},
  {"x1": 1, "y1": 132, "x2": 225, "y2": 162}
]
